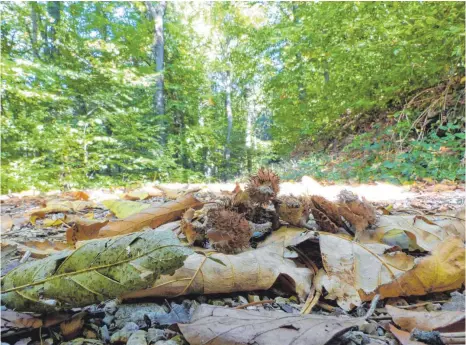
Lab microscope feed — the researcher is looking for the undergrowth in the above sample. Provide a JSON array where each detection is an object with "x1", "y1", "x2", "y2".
[{"x1": 274, "y1": 79, "x2": 465, "y2": 184}]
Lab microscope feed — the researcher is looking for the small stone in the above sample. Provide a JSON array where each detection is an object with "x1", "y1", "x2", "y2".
[
  {"x1": 210, "y1": 299, "x2": 225, "y2": 307},
  {"x1": 147, "y1": 329, "x2": 165, "y2": 344},
  {"x1": 123, "y1": 323, "x2": 140, "y2": 332},
  {"x1": 359, "y1": 323, "x2": 378, "y2": 335},
  {"x1": 377, "y1": 327, "x2": 385, "y2": 336},
  {"x1": 127, "y1": 331, "x2": 147, "y2": 345},
  {"x1": 100, "y1": 326, "x2": 110, "y2": 343},
  {"x1": 105, "y1": 301, "x2": 119, "y2": 315},
  {"x1": 247, "y1": 295, "x2": 260, "y2": 303},
  {"x1": 103, "y1": 315, "x2": 115, "y2": 326},
  {"x1": 111, "y1": 326, "x2": 137, "y2": 344},
  {"x1": 237, "y1": 296, "x2": 248, "y2": 305},
  {"x1": 223, "y1": 298, "x2": 234, "y2": 307},
  {"x1": 43, "y1": 339, "x2": 53, "y2": 345},
  {"x1": 274, "y1": 297, "x2": 289, "y2": 305}
]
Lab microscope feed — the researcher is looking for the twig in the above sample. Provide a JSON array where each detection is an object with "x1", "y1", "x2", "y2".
[
  {"x1": 364, "y1": 294, "x2": 380, "y2": 319},
  {"x1": 394, "y1": 300, "x2": 449, "y2": 309},
  {"x1": 441, "y1": 337, "x2": 465, "y2": 345},
  {"x1": 235, "y1": 300, "x2": 274, "y2": 309},
  {"x1": 316, "y1": 301, "x2": 336, "y2": 312},
  {"x1": 441, "y1": 333, "x2": 465, "y2": 338}
]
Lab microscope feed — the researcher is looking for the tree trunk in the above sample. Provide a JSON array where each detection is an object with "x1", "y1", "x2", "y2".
[
  {"x1": 224, "y1": 69, "x2": 233, "y2": 177},
  {"x1": 30, "y1": 3, "x2": 39, "y2": 58},
  {"x1": 146, "y1": 1, "x2": 167, "y2": 143},
  {"x1": 245, "y1": 89, "x2": 254, "y2": 174},
  {"x1": 46, "y1": 1, "x2": 60, "y2": 58}
]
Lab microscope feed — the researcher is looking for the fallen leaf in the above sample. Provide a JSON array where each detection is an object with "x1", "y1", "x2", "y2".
[
  {"x1": 99, "y1": 194, "x2": 203, "y2": 238},
  {"x1": 60, "y1": 312, "x2": 86, "y2": 340},
  {"x1": 1, "y1": 215, "x2": 13, "y2": 233},
  {"x1": 386, "y1": 305, "x2": 465, "y2": 332},
  {"x1": 2, "y1": 239, "x2": 71, "y2": 258},
  {"x1": 44, "y1": 218, "x2": 65, "y2": 227},
  {"x1": 178, "y1": 304, "x2": 367, "y2": 345},
  {"x1": 388, "y1": 324, "x2": 427, "y2": 345},
  {"x1": 1, "y1": 230, "x2": 192, "y2": 312},
  {"x1": 65, "y1": 215, "x2": 109, "y2": 244},
  {"x1": 123, "y1": 191, "x2": 150, "y2": 201},
  {"x1": 0, "y1": 311, "x2": 43, "y2": 329},
  {"x1": 64, "y1": 191, "x2": 90, "y2": 201},
  {"x1": 365, "y1": 236, "x2": 465, "y2": 301},
  {"x1": 30, "y1": 200, "x2": 94, "y2": 218},
  {"x1": 361, "y1": 212, "x2": 464, "y2": 251},
  {"x1": 101, "y1": 199, "x2": 150, "y2": 219},
  {"x1": 122, "y1": 241, "x2": 312, "y2": 301}
]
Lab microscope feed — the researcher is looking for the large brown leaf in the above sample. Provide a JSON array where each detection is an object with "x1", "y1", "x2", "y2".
[
  {"x1": 122, "y1": 242, "x2": 312, "y2": 301},
  {"x1": 178, "y1": 305, "x2": 366, "y2": 345},
  {"x1": 386, "y1": 305, "x2": 465, "y2": 332},
  {"x1": 98, "y1": 194, "x2": 203, "y2": 238}
]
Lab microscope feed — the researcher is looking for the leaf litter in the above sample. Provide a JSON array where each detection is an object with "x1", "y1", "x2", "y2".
[{"x1": 0, "y1": 174, "x2": 464, "y2": 345}]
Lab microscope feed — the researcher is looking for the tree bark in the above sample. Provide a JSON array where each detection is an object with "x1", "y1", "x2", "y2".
[
  {"x1": 146, "y1": 1, "x2": 167, "y2": 143},
  {"x1": 224, "y1": 70, "x2": 233, "y2": 169},
  {"x1": 30, "y1": 3, "x2": 39, "y2": 58},
  {"x1": 46, "y1": 1, "x2": 60, "y2": 58}
]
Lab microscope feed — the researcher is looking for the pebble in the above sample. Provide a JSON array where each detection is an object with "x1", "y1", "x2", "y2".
[
  {"x1": 359, "y1": 323, "x2": 378, "y2": 335},
  {"x1": 209, "y1": 299, "x2": 225, "y2": 307},
  {"x1": 247, "y1": 295, "x2": 260, "y2": 303},
  {"x1": 103, "y1": 315, "x2": 115, "y2": 326},
  {"x1": 127, "y1": 331, "x2": 147, "y2": 345},
  {"x1": 377, "y1": 327, "x2": 385, "y2": 336},
  {"x1": 223, "y1": 298, "x2": 234, "y2": 307},
  {"x1": 274, "y1": 297, "x2": 289, "y2": 304},
  {"x1": 104, "y1": 301, "x2": 119, "y2": 315},
  {"x1": 237, "y1": 296, "x2": 248, "y2": 305},
  {"x1": 100, "y1": 326, "x2": 110, "y2": 343},
  {"x1": 147, "y1": 329, "x2": 165, "y2": 344},
  {"x1": 110, "y1": 324, "x2": 140, "y2": 344}
]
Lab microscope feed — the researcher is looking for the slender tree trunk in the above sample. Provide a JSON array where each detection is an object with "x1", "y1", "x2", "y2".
[
  {"x1": 146, "y1": 1, "x2": 167, "y2": 143},
  {"x1": 30, "y1": 3, "x2": 39, "y2": 58},
  {"x1": 245, "y1": 88, "x2": 254, "y2": 173},
  {"x1": 224, "y1": 70, "x2": 233, "y2": 176},
  {"x1": 46, "y1": 1, "x2": 60, "y2": 58}
]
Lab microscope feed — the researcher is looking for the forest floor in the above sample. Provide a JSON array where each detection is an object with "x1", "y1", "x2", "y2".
[{"x1": 1, "y1": 177, "x2": 465, "y2": 345}]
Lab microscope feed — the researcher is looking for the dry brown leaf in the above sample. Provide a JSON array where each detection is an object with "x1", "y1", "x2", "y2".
[
  {"x1": 0, "y1": 311, "x2": 43, "y2": 329},
  {"x1": 122, "y1": 242, "x2": 312, "y2": 301},
  {"x1": 3, "y1": 239, "x2": 71, "y2": 258},
  {"x1": 60, "y1": 312, "x2": 86, "y2": 340},
  {"x1": 386, "y1": 305, "x2": 465, "y2": 333},
  {"x1": 98, "y1": 194, "x2": 203, "y2": 238},
  {"x1": 30, "y1": 200, "x2": 95, "y2": 218},
  {"x1": 178, "y1": 304, "x2": 367, "y2": 345},
  {"x1": 1, "y1": 215, "x2": 13, "y2": 233},
  {"x1": 64, "y1": 191, "x2": 90, "y2": 201},
  {"x1": 155, "y1": 185, "x2": 201, "y2": 199},
  {"x1": 361, "y1": 210, "x2": 465, "y2": 251},
  {"x1": 364, "y1": 236, "x2": 465, "y2": 301},
  {"x1": 388, "y1": 325, "x2": 427, "y2": 345},
  {"x1": 65, "y1": 215, "x2": 109, "y2": 244}
]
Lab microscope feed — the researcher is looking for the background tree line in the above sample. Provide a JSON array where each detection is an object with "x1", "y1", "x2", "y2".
[{"x1": 1, "y1": 1, "x2": 464, "y2": 192}]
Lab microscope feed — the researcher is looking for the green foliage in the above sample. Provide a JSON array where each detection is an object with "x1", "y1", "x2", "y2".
[{"x1": 1, "y1": 2, "x2": 464, "y2": 192}]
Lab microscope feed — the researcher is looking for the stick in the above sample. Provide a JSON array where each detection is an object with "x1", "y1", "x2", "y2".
[
  {"x1": 235, "y1": 300, "x2": 274, "y2": 310},
  {"x1": 364, "y1": 294, "x2": 380, "y2": 319}
]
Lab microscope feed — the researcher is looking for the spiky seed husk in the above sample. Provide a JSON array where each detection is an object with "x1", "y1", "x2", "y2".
[
  {"x1": 310, "y1": 196, "x2": 345, "y2": 228},
  {"x1": 277, "y1": 195, "x2": 306, "y2": 227},
  {"x1": 311, "y1": 208, "x2": 340, "y2": 233},
  {"x1": 205, "y1": 209, "x2": 251, "y2": 254},
  {"x1": 246, "y1": 168, "x2": 280, "y2": 204}
]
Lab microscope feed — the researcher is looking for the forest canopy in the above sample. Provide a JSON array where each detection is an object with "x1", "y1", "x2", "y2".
[{"x1": 1, "y1": 1, "x2": 464, "y2": 193}]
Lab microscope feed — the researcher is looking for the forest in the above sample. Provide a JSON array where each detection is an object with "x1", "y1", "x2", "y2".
[{"x1": 1, "y1": 1, "x2": 465, "y2": 192}]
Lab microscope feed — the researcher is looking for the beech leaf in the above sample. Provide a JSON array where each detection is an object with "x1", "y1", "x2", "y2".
[
  {"x1": 98, "y1": 194, "x2": 203, "y2": 238},
  {"x1": 1, "y1": 230, "x2": 192, "y2": 312},
  {"x1": 178, "y1": 304, "x2": 367, "y2": 345}
]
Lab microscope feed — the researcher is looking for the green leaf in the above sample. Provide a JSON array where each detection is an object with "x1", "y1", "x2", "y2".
[{"x1": 1, "y1": 230, "x2": 193, "y2": 312}]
